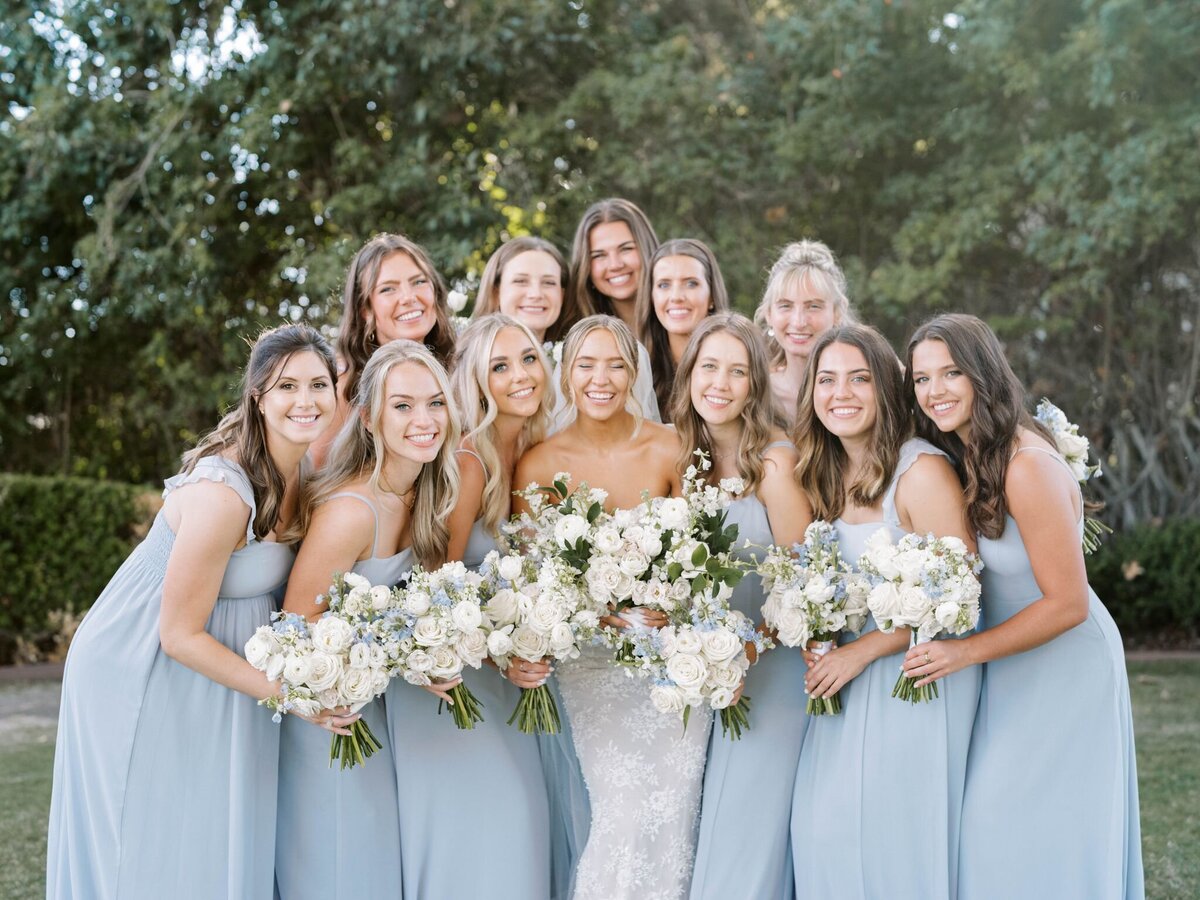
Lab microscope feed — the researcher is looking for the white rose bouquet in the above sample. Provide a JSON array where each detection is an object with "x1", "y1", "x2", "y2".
[
  {"x1": 380, "y1": 561, "x2": 491, "y2": 729},
  {"x1": 1034, "y1": 397, "x2": 1111, "y2": 553},
  {"x1": 510, "y1": 472, "x2": 610, "y2": 573},
  {"x1": 244, "y1": 572, "x2": 392, "y2": 769},
  {"x1": 857, "y1": 529, "x2": 983, "y2": 703},
  {"x1": 478, "y1": 549, "x2": 602, "y2": 734},
  {"x1": 757, "y1": 521, "x2": 871, "y2": 715}
]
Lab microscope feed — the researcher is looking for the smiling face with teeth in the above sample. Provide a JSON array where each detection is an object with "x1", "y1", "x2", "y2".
[
  {"x1": 587, "y1": 221, "x2": 643, "y2": 307},
  {"x1": 689, "y1": 331, "x2": 751, "y2": 428},
  {"x1": 568, "y1": 327, "x2": 632, "y2": 422},
  {"x1": 367, "y1": 251, "x2": 439, "y2": 345},
  {"x1": 812, "y1": 341, "x2": 878, "y2": 441},
  {"x1": 486, "y1": 326, "x2": 548, "y2": 419},
  {"x1": 910, "y1": 338, "x2": 975, "y2": 440},
  {"x1": 258, "y1": 349, "x2": 336, "y2": 451},
  {"x1": 652, "y1": 255, "x2": 712, "y2": 340},
  {"x1": 766, "y1": 271, "x2": 839, "y2": 364},
  {"x1": 497, "y1": 250, "x2": 564, "y2": 341},
  {"x1": 379, "y1": 361, "x2": 450, "y2": 465}
]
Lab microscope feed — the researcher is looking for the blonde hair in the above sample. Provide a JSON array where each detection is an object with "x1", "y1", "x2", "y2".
[
  {"x1": 470, "y1": 237, "x2": 570, "y2": 342},
  {"x1": 450, "y1": 315, "x2": 553, "y2": 536},
  {"x1": 567, "y1": 198, "x2": 659, "y2": 321},
  {"x1": 755, "y1": 240, "x2": 856, "y2": 367},
  {"x1": 304, "y1": 340, "x2": 461, "y2": 569},
  {"x1": 669, "y1": 314, "x2": 778, "y2": 495},
  {"x1": 183, "y1": 324, "x2": 336, "y2": 543},
  {"x1": 559, "y1": 314, "x2": 643, "y2": 432}
]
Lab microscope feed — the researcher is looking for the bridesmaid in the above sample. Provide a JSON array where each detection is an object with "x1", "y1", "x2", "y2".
[
  {"x1": 470, "y1": 236, "x2": 571, "y2": 344},
  {"x1": 790, "y1": 325, "x2": 981, "y2": 899},
  {"x1": 513, "y1": 315, "x2": 707, "y2": 900},
  {"x1": 275, "y1": 339, "x2": 449, "y2": 897},
  {"x1": 754, "y1": 240, "x2": 855, "y2": 427},
  {"x1": 678, "y1": 315, "x2": 813, "y2": 900},
  {"x1": 904, "y1": 314, "x2": 1144, "y2": 899},
  {"x1": 566, "y1": 198, "x2": 663, "y2": 422},
  {"x1": 312, "y1": 232, "x2": 457, "y2": 464},
  {"x1": 638, "y1": 238, "x2": 732, "y2": 415},
  {"x1": 47, "y1": 324, "x2": 352, "y2": 899},
  {"x1": 438, "y1": 313, "x2": 555, "y2": 897}
]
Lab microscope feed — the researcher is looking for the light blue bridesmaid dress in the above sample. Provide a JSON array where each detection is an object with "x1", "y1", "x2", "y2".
[
  {"x1": 385, "y1": 481, "x2": 551, "y2": 900},
  {"x1": 691, "y1": 455, "x2": 809, "y2": 900},
  {"x1": 47, "y1": 457, "x2": 293, "y2": 899},
  {"x1": 790, "y1": 439, "x2": 982, "y2": 900},
  {"x1": 275, "y1": 492, "x2": 409, "y2": 899},
  {"x1": 959, "y1": 446, "x2": 1144, "y2": 899}
]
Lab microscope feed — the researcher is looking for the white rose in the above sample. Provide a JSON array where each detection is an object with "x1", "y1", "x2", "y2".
[
  {"x1": 341, "y1": 668, "x2": 377, "y2": 704},
  {"x1": 497, "y1": 555, "x2": 524, "y2": 582},
  {"x1": 632, "y1": 579, "x2": 671, "y2": 610},
  {"x1": 310, "y1": 616, "x2": 355, "y2": 654},
  {"x1": 708, "y1": 686, "x2": 735, "y2": 710},
  {"x1": 429, "y1": 646, "x2": 465, "y2": 679},
  {"x1": 593, "y1": 526, "x2": 623, "y2": 555},
  {"x1": 657, "y1": 626, "x2": 677, "y2": 659},
  {"x1": 289, "y1": 697, "x2": 323, "y2": 718},
  {"x1": 369, "y1": 585, "x2": 392, "y2": 611},
  {"x1": 772, "y1": 607, "x2": 806, "y2": 647},
  {"x1": 406, "y1": 649, "x2": 435, "y2": 674},
  {"x1": 402, "y1": 669, "x2": 431, "y2": 687},
  {"x1": 265, "y1": 652, "x2": 286, "y2": 682},
  {"x1": 488, "y1": 627, "x2": 514, "y2": 658},
  {"x1": 549, "y1": 622, "x2": 575, "y2": 655},
  {"x1": 672, "y1": 629, "x2": 704, "y2": 656},
  {"x1": 511, "y1": 625, "x2": 550, "y2": 661},
  {"x1": 306, "y1": 653, "x2": 342, "y2": 691},
  {"x1": 530, "y1": 598, "x2": 568, "y2": 632},
  {"x1": 318, "y1": 687, "x2": 342, "y2": 708},
  {"x1": 666, "y1": 652, "x2": 709, "y2": 693},
  {"x1": 282, "y1": 653, "x2": 313, "y2": 685},
  {"x1": 650, "y1": 684, "x2": 687, "y2": 715},
  {"x1": 1058, "y1": 431, "x2": 1089, "y2": 460},
  {"x1": 412, "y1": 615, "x2": 447, "y2": 647},
  {"x1": 868, "y1": 582, "x2": 903, "y2": 624},
  {"x1": 657, "y1": 497, "x2": 690, "y2": 532},
  {"x1": 637, "y1": 532, "x2": 664, "y2": 558},
  {"x1": 554, "y1": 514, "x2": 589, "y2": 548},
  {"x1": 485, "y1": 588, "x2": 521, "y2": 625},
  {"x1": 403, "y1": 591, "x2": 432, "y2": 617},
  {"x1": 672, "y1": 539, "x2": 706, "y2": 575},
  {"x1": 617, "y1": 551, "x2": 650, "y2": 578},
  {"x1": 897, "y1": 584, "x2": 930, "y2": 625},
  {"x1": 244, "y1": 631, "x2": 275, "y2": 670},
  {"x1": 935, "y1": 600, "x2": 962, "y2": 630},
  {"x1": 803, "y1": 577, "x2": 836, "y2": 606},
  {"x1": 709, "y1": 663, "x2": 744, "y2": 690},
  {"x1": 348, "y1": 642, "x2": 372, "y2": 670},
  {"x1": 700, "y1": 629, "x2": 743, "y2": 664},
  {"x1": 456, "y1": 629, "x2": 489, "y2": 666},
  {"x1": 451, "y1": 600, "x2": 483, "y2": 632},
  {"x1": 372, "y1": 669, "x2": 390, "y2": 694},
  {"x1": 446, "y1": 288, "x2": 468, "y2": 312},
  {"x1": 342, "y1": 572, "x2": 371, "y2": 592}
]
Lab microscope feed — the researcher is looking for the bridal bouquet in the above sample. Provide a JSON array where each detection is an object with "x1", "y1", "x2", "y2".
[
  {"x1": 479, "y1": 549, "x2": 602, "y2": 734},
  {"x1": 758, "y1": 521, "x2": 871, "y2": 715},
  {"x1": 619, "y1": 604, "x2": 771, "y2": 739},
  {"x1": 1034, "y1": 397, "x2": 1111, "y2": 553},
  {"x1": 857, "y1": 529, "x2": 983, "y2": 703},
  {"x1": 244, "y1": 572, "x2": 391, "y2": 769},
  {"x1": 510, "y1": 473, "x2": 610, "y2": 575},
  {"x1": 382, "y1": 561, "x2": 490, "y2": 729}
]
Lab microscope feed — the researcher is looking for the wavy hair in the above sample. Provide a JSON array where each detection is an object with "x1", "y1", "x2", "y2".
[
  {"x1": 669, "y1": 314, "x2": 777, "y2": 495},
  {"x1": 470, "y1": 236, "x2": 570, "y2": 342},
  {"x1": 793, "y1": 325, "x2": 911, "y2": 521},
  {"x1": 334, "y1": 233, "x2": 456, "y2": 407},
  {"x1": 905, "y1": 314, "x2": 1055, "y2": 540},
  {"x1": 637, "y1": 238, "x2": 732, "y2": 415},
  {"x1": 756, "y1": 239, "x2": 857, "y2": 368},
  {"x1": 559, "y1": 314, "x2": 644, "y2": 433},
  {"x1": 450, "y1": 315, "x2": 554, "y2": 536},
  {"x1": 567, "y1": 198, "x2": 659, "y2": 322},
  {"x1": 304, "y1": 340, "x2": 461, "y2": 570},
  {"x1": 183, "y1": 323, "x2": 337, "y2": 543}
]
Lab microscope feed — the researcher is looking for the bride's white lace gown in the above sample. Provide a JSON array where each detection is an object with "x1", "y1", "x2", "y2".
[{"x1": 556, "y1": 643, "x2": 713, "y2": 900}]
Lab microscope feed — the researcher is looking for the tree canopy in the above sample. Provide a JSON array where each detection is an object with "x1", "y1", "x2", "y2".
[{"x1": 3, "y1": 0, "x2": 1199, "y2": 525}]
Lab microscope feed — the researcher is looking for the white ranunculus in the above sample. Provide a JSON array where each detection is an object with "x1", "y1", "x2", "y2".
[
  {"x1": 429, "y1": 646, "x2": 464, "y2": 679},
  {"x1": 939, "y1": 535, "x2": 969, "y2": 556},
  {"x1": 1058, "y1": 431, "x2": 1089, "y2": 460},
  {"x1": 554, "y1": 514, "x2": 590, "y2": 548},
  {"x1": 342, "y1": 572, "x2": 371, "y2": 592},
  {"x1": 311, "y1": 616, "x2": 355, "y2": 654},
  {"x1": 487, "y1": 627, "x2": 514, "y2": 658},
  {"x1": 456, "y1": 629, "x2": 488, "y2": 666},
  {"x1": 593, "y1": 526, "x2": 623, "y2": 555},
  {"x1": 451, "y1": 600, "x2": 483, "y2": 632},
  {"x1": 497, "y1": 555, "x2": 524, "y2": 582},
  {"x1": 511, "y1": 625, "x2": 550, "y2": 661},
  {"x1": 666, "y1": 652, "x2": 708, "y2": 692},
  {"x1": 282, "y1": 653, "x2": 313, "y2": 685},
  {"x1": 935, "y1": 600, "x2": 962, "y2": 630},
  {"x1": 341, "y1": 668, "x2": 377, "y2": 704},
  {"x1": 403, "y1": 668, "x2": 432, "y2": 687},
  {"x1": 412, "y1": 616, "x2": 447, "y2": 647},
  {"x1": 708, "y1": 686, "x2": 735, "y2": 710},
  {"x1": 403, "y1": 590, "x2": 432, "y2": 617},
  {"x1": 650, "y1": 684, "x2": 687, "y2": 715},
  {"x1": 306, "y1": 653, "x2": 343, "y2": 691},
  {"x1": 446, "y1": 289, "x2": 468, "y2": 312},
  {"x1": 369, "y1": 585, "x2": 392, "y2": 611},
  {"x1": 244, "y1": 630, "x2": 276, "y2": 669},
  {"x1": 894, "y1": 548, "x2": 928, "y2": 585},
  {"x1": 803, "y1": 577, "x2": 836, "y2": 606},
  {"x1": 348, "y1": 642, "x2": 372, "y2": 670},
  {"x1": 656, "y1": 497, "x2": 690, "y2": 532},
  {"x1": 700, "y1": 628, "x2": 743, "y2": 664},
  {"x1": 265, "y1": 652, "x2": 286, "y2": 682},
  {"x1": 290, "y1": 697, "x2": 323, "y2": 718}
]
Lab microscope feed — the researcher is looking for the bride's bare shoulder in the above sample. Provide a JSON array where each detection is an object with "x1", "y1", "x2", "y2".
[{"x1": 636, "y1": 421, "x2": 682, "y2": 455}]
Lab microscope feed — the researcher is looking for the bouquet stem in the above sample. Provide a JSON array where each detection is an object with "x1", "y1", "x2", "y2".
[
  {"x1": 328, "y1": 717, "x2": 383, "y2": 770},
  {"x1": 893, "y1": 633, "x2": 940, "y2": 703},
  {"x1": 507, "y1": 682, "x2": 561, "y2": 735},
  {"x1": 805, "y1": 637, "x2": 843, "y2": 716},
  {"x1": 438, "y1": 682, "x2": 485, "y2": 729},
  {"x1": 719, "y1": 695, "x2": 753, "y2": 740}
]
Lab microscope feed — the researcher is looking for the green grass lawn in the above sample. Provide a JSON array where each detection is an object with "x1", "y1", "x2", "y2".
[{"x1": 2, "y1": 661, "x2": 1198, "y2": 899}]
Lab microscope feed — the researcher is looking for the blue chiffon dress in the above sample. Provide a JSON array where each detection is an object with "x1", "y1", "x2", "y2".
[
  {"x1": 384, "y1": 499, "x2": 551, "y2": 899},
  {"x1": 790, "y1": 439, "x2": 982, "y2": 899},
  {"x1": 691, "y1": 474, "x2": 809, "y2": 899},
  {"x1": 275, "y1": 492, "x2": 409, "y2": 899},
  {"x1": 47, "y1": 457, "x2": 293, "y2": 899},
  {"x1": 958, "y1": 446, "x2": 1144, "y2": 899}
]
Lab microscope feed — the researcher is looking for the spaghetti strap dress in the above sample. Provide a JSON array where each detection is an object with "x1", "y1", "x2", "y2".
[
  {"x1": 47, "y1": 456, "x2": 294, "y2": 899},
  {"x1": 790, "y1": 438, "x2": 982, "y2": 899},
  {"x1": 275, "y1": 492, "x2": 409, "y2": 899},
  {"x1": 959, "y1": 446, "x2": 1144, "y2": 899}
]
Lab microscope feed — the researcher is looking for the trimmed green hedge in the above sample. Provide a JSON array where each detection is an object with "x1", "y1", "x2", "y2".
[
  {"x1": 1087, "y1": 518, "x2": 1200, "y2": 640},
  {"x1": 0, "y1": 474, "x2": 150, "y2": 664}
]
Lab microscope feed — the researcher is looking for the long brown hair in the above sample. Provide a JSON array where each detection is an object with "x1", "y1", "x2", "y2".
[
  {"x1": 670, "y1": 314, "x2": 776, "y2": 495},
  {"x1": 567, "y1": 198, "x2": 659, "y2": 323},
  {"x1": 470, "y1": 237, "x2": 570, "y2": 342},
  {"x1": 793, "y1": 325, "x2": 912, "y2": 520},
  {"x1": 335, "y1": 233, "x2": 456, "y2": 407},
  {"x1": 905, "y1": 314, "x2": 1053, "y2": 539},
  {"x1": 638, "y1": 238, "x2": 732, "y2": 415},
  {"x1": 183, "y1": 323, "x2": 337, "y2": 542}
]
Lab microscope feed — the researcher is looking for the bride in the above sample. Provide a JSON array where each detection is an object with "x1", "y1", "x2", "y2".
[{"x1": 514, "y1": 314, "x2": 709, "y2": 899}]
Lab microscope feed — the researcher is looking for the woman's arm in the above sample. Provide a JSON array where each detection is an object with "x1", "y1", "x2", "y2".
[
  {"x1": 281, "y1": 497, "x2": 375, "y2": 621},
  {"x1": 759, "y1": 444, "x2": 812, "y2": 548},
  {"x1": 906, "y1": 450, "x2": 1089, "y2": 685},
  {"x1": 446, "y1": 448, "x2": 487, "y2": 563}
]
